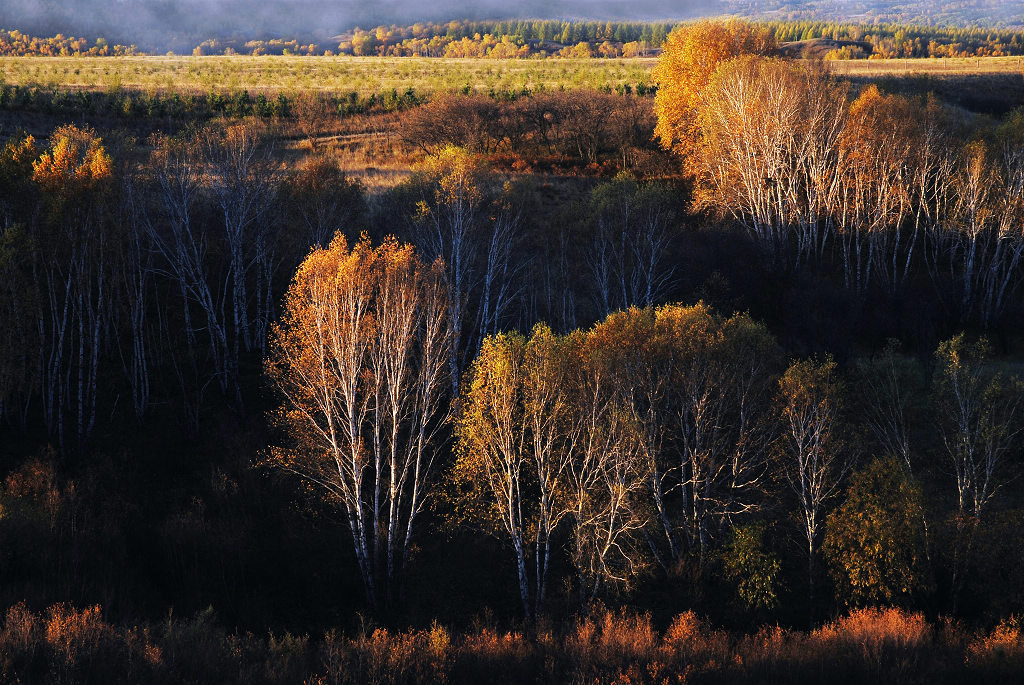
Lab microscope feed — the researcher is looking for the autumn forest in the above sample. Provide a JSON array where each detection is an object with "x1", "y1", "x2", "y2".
[{"x1": 2, "y1": 10, "x2": 1024, "y2": 684}]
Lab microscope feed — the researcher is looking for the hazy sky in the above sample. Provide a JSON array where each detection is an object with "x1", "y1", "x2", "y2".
[{"x1": 0, "y1": 0, "x2": 723, "y2": 50}]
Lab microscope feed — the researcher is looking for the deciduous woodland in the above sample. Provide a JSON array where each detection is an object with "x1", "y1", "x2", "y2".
[
  {"x1": 6, "y1": 19, "x2": 1024, "y2": 58},
  {"x1": 2, "y1": 16, "x2": 1024, "y2": 684}
]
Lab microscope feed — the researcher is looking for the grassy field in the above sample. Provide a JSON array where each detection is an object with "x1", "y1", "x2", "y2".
[
  {"x1": 1, "y1": 54, "x2": 1019, "y2": 124},
  {"x1": 1, "y1": 54, "x2": 1021, "y2": 96},
  {"x1": 827, "y1": 55, "x2": 1024, "y2": 76},
  {"x1": 0, "y1": 54, "x2": 1020, "y2": 103},
  {"x1": 826, "y1": 56, "x2": 1024, "y2": 115},
  {"x1": 0, "y1": 55, "x2": 658, "y2": 95}
]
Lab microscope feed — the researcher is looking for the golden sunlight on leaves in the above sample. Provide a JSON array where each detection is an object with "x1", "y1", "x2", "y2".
[
  {"x1": 32, "y1": 124, "x2": 113, "y2": 196},
  {"x1": 265, "y1": 233, "x2": 451, "y2": 609},
  {"x1": 653, "y1": 19, "x2": 775, "y2": 159}
]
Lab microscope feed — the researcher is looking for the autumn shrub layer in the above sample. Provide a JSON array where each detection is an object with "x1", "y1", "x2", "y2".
[{"x1": 5, "y1": 603, "x2": 1024, "y2": 684}]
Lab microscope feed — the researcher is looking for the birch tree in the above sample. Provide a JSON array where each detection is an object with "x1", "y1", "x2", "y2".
[
  {"x1": 455, "y1": 325, "x2": 575, "y2": 619},
  {"x1": 568, "y1": 305, "x2": 778, "y2": 570},
  {"x1": 143, "y1": 131, "x2": 234, "y2": 407},
  {"x1": 203, "y1": 121, "x2": 280, "y2": 356},
  {"x1": 933, "y1": 334, "x2": 1024, "y2": 611},
  {"x1": 692, "y1": 57, "x2": 846, "y2": 270},
  {"x1": 570, "y1": 322, "x2": 651, "y2": 603},
  {"x1": 774, "y1": 356, "x2": 851, "y2": 619},
  {"x1": 413, "y1": 146, "x2": 523, "y2": 394},
  {"x1": 588, "y1": 176, "x2": 677, "y2": 317},
  {"x1": 266, "y1": 235, "x2": 452, "y2": 609},
  {"x1": 31, "y1": 124, "x2": 114, "y2": 452},
  {"x1": 413, "y1": 146, "x2": 483, "y2": 395}
]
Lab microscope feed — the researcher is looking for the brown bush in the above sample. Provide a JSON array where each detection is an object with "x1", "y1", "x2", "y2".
[
  {"x1": 0, "y1": 602, "x2": 43, "y2": 680},
  {"x1": 967, "y1": 616, "x2": 1024, "y2": 677},
  {"x1": 809, "y1": 608, "x2": 939, "y2": 684},
  {"x1": 456, "y1": 627, "x2": 536, "y2": 683},
  {"x1": 1, "y1": 601, "x2": 1018, "y2": 684},
  {"x1": 660, "y1": 610, "x2": 733, "y2": 676},
  {"x1": 401, "y1": 95, "x2": 502, "y2": 153},
  {"x1": 566, "y1": 609, "x2": 658, "y2": 682},
  {"x1": 399, "y1": 92, "x2": 657, "y2": 168}
]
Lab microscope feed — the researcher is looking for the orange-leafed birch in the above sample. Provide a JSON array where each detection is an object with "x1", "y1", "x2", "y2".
[
  {"x1": 266, "y1": 235, "x2": 451, "y2": 610},
  {"x1": 653, "y1": 19, "x2": 775, "y2": 161}
]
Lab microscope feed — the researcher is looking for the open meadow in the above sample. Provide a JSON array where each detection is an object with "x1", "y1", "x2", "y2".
[
  {"x1": 0, "y1": 55, "x2": 659, "y2": 95},
  {"x1": 2, "y1": 54, "x2": 1023, "y2": 95},
  {"x1": 827, "y1": 54, "x2": 1024, "y2": 76},
  {"x1": 1, "y1": 54, "x2": 1021, "y2": 122}
]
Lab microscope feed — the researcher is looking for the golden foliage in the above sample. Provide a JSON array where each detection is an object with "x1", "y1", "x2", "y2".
[
  {"x1": 265, "y1": 232, "x2": 450, "y2": 606},
  {"x1": 0, "y1": 133, "x2": 36, "y2": 182},
  {"x1": 653, "y1": 19, "x2": 776, "y2": 159},
  {"x1": 419, "y1": 145, "x2": 485, "y2": 210},
  {"x1": 32, "y1": 124, "x2": 113, "y2": 196},
  {"x1": 824, "y1": 456, "x2": 930, "y2": 607}
]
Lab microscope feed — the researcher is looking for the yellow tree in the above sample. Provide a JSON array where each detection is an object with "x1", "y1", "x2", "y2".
[
  {"x1": 455, "y1": 324, "x2": 576, "y2": 619},
  {"x1": 575, "y1": 304, "x2": 778, "y2": 570},
  {"x1": 824, "y1": 455, "x2": 930, "y2": 607},
  {"x1": 266, "y1": 235, "x2": 451, "y2": 609},
  {"x1": 456, "y1": 320, "x2": 652, "y2": 615},
  {"x1": 653, "y1": 19, "x2": 775, "y2": 161}
]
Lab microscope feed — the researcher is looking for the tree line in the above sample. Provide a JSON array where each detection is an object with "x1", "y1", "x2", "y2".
[
  {"x1": 765, "y1": 20, "x2": 1024, "y2": 58},
  {"x1": 5, "y1": 19, "x2": 1023, "y2": 58},
  {"x1": 0, "y1": 29, "x2": 137, "y2": 57},
  {"x1": 267, "y1": 230, "x2": 1023, "y2": 621}
]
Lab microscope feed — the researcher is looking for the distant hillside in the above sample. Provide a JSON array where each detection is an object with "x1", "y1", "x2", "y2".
[
  {"x1": 727, "y1": 0, "x2": 1024, "y2": 28},
  {"x1": 1, "y1": 0, "x2": 1022, "y2": 54},
  {"x1": 777, "y1": 38, "x2": 873, "y2": 59}
]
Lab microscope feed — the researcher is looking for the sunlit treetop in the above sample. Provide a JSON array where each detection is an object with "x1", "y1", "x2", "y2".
[{"x1": 653, "y1": 19, "x2": 776, "y2": 160}]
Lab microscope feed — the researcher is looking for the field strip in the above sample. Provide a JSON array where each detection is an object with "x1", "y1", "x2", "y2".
[
  {"x1": 0, "y1": 55, "x2": 658, "y2": 95},
  {"x1": 0, "y1": 55, "x2": 1019, "y2": 97},
  {"x1": 826, "y1": 55, "x2": 1024, "y2": 76}
]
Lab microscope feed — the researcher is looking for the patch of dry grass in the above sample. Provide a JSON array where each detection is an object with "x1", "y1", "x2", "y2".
[
  {"x1": 7, "y1": 602, "x2": 1024, "y2": 684},
  {"x1": 0, "y1": 55, "x2": 657, "y2": 96},
  {"x1": 827, "y1": 55, "x2": 1024, "y2": 77}
]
